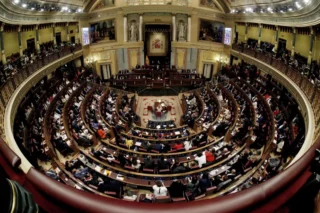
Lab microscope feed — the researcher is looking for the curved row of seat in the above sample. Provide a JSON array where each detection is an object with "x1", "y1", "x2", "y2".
[{"x1": 12, "y1": 61, "x2": 307, "y2": 204}]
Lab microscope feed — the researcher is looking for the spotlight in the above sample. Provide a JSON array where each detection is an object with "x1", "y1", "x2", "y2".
[
  {"x1": 22, "y1": 3, "x2": 27, "y2": 8},
  {"x1": 13, "y1": 0, "x2": 20, "y2": 4}
]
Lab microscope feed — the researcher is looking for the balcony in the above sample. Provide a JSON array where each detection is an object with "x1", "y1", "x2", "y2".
[{"x1": 126, "y1": 0, "x2": 188, "y2": 6}]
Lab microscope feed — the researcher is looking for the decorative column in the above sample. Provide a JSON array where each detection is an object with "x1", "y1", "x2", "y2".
[
  {"x1": 274, "y1": 26, "x2": 279, "y2": 53},
  {"x1": 244, "y1": 23, "x2": 248, "y2": 42},
  {"x1": 76, "y1": 23, "x2": 80, "y2": 44},
  {"x1": 66, "y1": 23, "x2": 70, "y2": 42},
  {"x1": 258, "y1": 24, "x2": 262, "y2": 45},
  {"x1": 139, "y1": 14, "x2": 143, "y2": 41},
  {"x1": 291, "y1": 27, "x2": 296, "y2": 58},
  {"x1": 308, "y1": 27, "x2": 315, "y2": 65},
  {"x1": 53, "y1": 24, "x2": 56, "y2": 45},
  {"x1": 172, "y1": 14, "x2": 176, "y2": 41},
  {"x1": 1, "y1": 24, "x2": 6, "y2": 64},
  {"x1": 18, "y1": 25, "x2": 23, "y2": 56},
  {"x1": 233, "y1": 23, "x2": 237, "y2": 44},
  {"x1": 35, "y1": 25, "x2": 40, "y2": 52},
  {"x1": 124, "y1": 15, "x2": 128, "y2": 42},
  {"x1": 187, "y1": 15, "x2": 191, "y2": 42}
]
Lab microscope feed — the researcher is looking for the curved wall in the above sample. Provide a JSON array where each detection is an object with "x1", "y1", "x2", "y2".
[{"x1": 4, "y1": 50, "x2": 83, "y2": 173}]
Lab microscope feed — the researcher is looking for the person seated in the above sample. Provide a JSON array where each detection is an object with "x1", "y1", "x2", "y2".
[
  {"x1": 171, "y1": 161, "x2": 187, "y2": 173},
  {"x1": 168, "y1": 179, "x2": 185, "y2": 198},
  {"x1": 205, "y1": 149, "x2": 215, "y2": 163},
  {"x1": 97, "y1": 125, "x2": 107, "y2": 139},
  {"x1": 194, "y1": 152, "x2": 206, "y2": 168},
  {"x1": 143, "y1": 155, "x2": 155, "y2": 170},
  {"x1": 199, "y1": 173, "x2": 212, "y2": 194},
  {"x1": 91, "y1": 148, "x2": 102, "y2": 159},
  {"x1": 185, "y1": 176, "x2": 199, "y2": 198},
  {"x1": 184, "y1": 139, "x2": 192, "y2": 151},
  {"x1": 152, "y1": 180, "x2": 168, "y2": 197},
  {"x1": 72, "y1": 167, "x2": 89, "y2": 179},
  {"x1": 173, "y1": 141, "x2": 184, "y2": 150},
  {"x1": 45, "y1": 169, "x2": 59, "y2": 180},
  {"x1": 78, "y1": 129, "x2": 93, "y2": 146},
  {"x1": 130, "y1": 156, "x2": 141, "y2": 171},
  {"x1": 157, "y1": 155, "x2": 171, "y2": 171}
]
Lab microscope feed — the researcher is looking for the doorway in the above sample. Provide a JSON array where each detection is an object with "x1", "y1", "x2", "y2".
[
  {"x1": 202, "y1": 63, "x2": 214, "y2": 80},
  {"x1": 71, "y1": 36, "x2": 75, "y2": 43},
  {"x1": 278, "y1": 38, "x2": 287, "y2": 56},
  {"x1": 56, "y1": 33, "x2": 62, "y2": 45},
  {"x1": 27, "y1": 38, "x2": 35, "y2": 54},
  {"x1": 100, "y1": 64, "x2": 112, "y2": 81}
]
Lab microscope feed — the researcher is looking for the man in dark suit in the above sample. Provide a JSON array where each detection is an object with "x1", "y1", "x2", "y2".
[
  {"x1": 143, "y1": 155, "x2": 155, "y2": 169},
  {"x1": 158, "y1": 155, "x2": 170, "y2": 170}
]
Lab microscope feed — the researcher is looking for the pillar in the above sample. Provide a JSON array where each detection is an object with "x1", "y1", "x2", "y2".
[
  {"x1": 0, "y1": 24, "x2": 6, "y2": 64},
  {"x1": 53, "y1": 24, "x2": 56, "y2": 45},
  {"x1": 66, "y1": 23, "x2": 70, "y2": 42},
  {"x1": 172, "y1": 14, "x2": 176, "y2": 41},
  {"x1": 187, "y1": 15, "x2": 191, "y2": 42},
  {"x1": 139, "y1": 14, "x2": 143, "y2": 41},
  {"x1": 308, "y1": 27, "x2": 314, "y2": 65},
  {"x1": 244, "y1": 23, "x2": 248, "y2": 42},
  {"x1": 258, "y1": 24, "x2": 262, "y2": 45},
  {"x1": 233, "y1": 23, "x2": 237, "y2": 44},
  {"x1": 76, "y1": 23, "x2": 80, "y2": 44},
  {"x1": 291, "y1": 27, "x2": 296, "y2": 58},
  {"x1": 18, "y1": 25, "x2": 23, "y2": 56},
  {"x1": 124, "y1": 15, "x2": 128, "y2": 42},
  {"x1": 274, "y1": 26, "x2": 279, "y2": 53},
  {"x1": 35, "y1": 25, "x2": 40, "y2": 52}
]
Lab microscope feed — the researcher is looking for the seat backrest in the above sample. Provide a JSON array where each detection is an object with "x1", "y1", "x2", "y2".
[{"x1": 154, "y1": 196, "x2": 171, "y2": 203}]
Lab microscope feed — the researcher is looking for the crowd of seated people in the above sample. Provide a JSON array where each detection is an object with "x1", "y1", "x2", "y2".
[
  {"x1": 118, "y1": 94, "x2": 139, "y2": 126},
  {"x1": 147, "y1": 120, "x2": 176, "y2": 129},
  {"x1": 131, "y1": 126, "x2": 190, "y2": 139},
  {"x1": 84, "y1": 87, "x2": 110, "y2": 140},
  {"x1": 11, "y1": 53, "x2": 309, "y2": 203},
  {"x1": 69, "y1": 84, "x2": 96, "y2": 147},
  {"x1": 236, "y1": 39, "x2": 320, "y2": 89},
  {"x1": 0, "y1": 41, "x2": 80, "y2": 88},
  {"x1": 102, "y1": 90, "x2": 119, "y2": 126},
  {"x1": 209, "y1": 87, "x2": 233, "y2": 137},
  {"x1": 65, "y1": 156, "x2": 123, "y2": 197},
  {"x1": 225, "y1": 63, "x2": 304, "y2": 156},
  {"x1": 50, "y1": 82, "x2": 78, "y2": 155},
  {"x1": 91, "y1": 136, "x2": 239, "y2": 177},
  {"x1": 114, "y1": 131, "x2": 208, "y2": 154},
  {"x1": 224, "y1": 83, "x2": 254, "y2": 146},
  {"x1": 197, "y1": 88, "x2": 218, "y2": 130},
  {"x1": 235, "y1": 81, "x2": 269, "y2": 149},
  {"x1": 14, "y1": 77, "x2": 56, "y2": 163},
  {"x1": 181, "y1": 93, "x2": 202, "y2": 128}
]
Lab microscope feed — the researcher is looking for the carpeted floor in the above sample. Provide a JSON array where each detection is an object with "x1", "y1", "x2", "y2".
[{"x1": 136, "y1": 96, "x2": 183, "y2": 127}]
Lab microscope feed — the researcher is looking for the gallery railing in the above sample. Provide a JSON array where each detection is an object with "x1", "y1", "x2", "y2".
[{"x1": 126, "y1": 0, "x2": 188, "y2": 6}]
